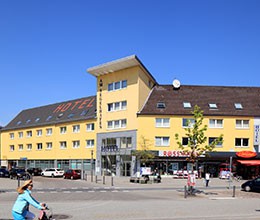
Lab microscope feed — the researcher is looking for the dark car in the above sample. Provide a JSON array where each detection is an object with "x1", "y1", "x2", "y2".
[
  {"x1": 9, "y1": 168, "x2": 30, "y2": 180},
  {"x1": 26, "y1": 167, "x2": 42, "y2": 176},
  {"x1": 63, "y1": 169, "x2": 81, "y2": 180},
  {"x1": 0, "y1": 168, "x2": 10, "y2": 178},
  {"x1": 241, "y1": 177, "x2": 260, "y2": 192}
]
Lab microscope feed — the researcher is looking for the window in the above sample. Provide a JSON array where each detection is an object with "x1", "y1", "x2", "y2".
[
  {"x1": 36, "y1": 130, "x2": 42, "y2": 137},
  {"x1": 16, "y1": 121, "x2": 22, "y2": 125},
  {"x1": 60, "y1": 127, "x2": 67, "y2": 134},
  {"x1": 155, "y1": 118, "x2": 170, "y2": 127},
  {"x1": 26, "y1": 119, "x2": 31, "y2": 124},
  {"x1": 72, "y1": 140, "x2": 80, "y2": 148},
  {"x1": 35, "y1": 118, "x2": 40, "y2": 123},
  {"x1": 107, "y1": 101, "x2": 127, "y2": 112},
  {"x1": 37, "y1": 143, "x2": 43, "y2": 150},
  {"x1": 68, "y1": 113, "x2": 75, "y2": 119},
  {"x1": 26, "y1": 131, "x2": 32, "y2": 137},
  {"x1": 60, "y1": 141, "x2": 67, "y2": 149},
  {"x1": 46, "y1": 115, "x2": 52, "y2": 121},
  {"x1": 27, "y1": 144, "x2": 32, "y2": 150},
  {"x1": 46, "y1": 142, "x2": 52, "y2": 150},
  {"x1": 18, "y1": 132, "x2": 23, "y2": 138},
  {"x1": 10, "y1": 145, "x2": 15, "y2": 151},
  {"x1": 183, "y1": 102, "x2": 191, "y2": 108},
  {"x1": 46, "y1": 128, "x2": 52, "y2": 136},
  {"x1": 102, "y1": 138, "x2": 116, "y2": 147},
  {"x1": 235, "y1": 103, "x2": 243, "y2": 110},
  {"x1": 236, "y1": 120, "x2": 249, "y2": 129},
  {"x1": 9, "y1": 133, "x2": 14, "y2": 139},
  {"x1": 86, "y1": 139, "x2": 94, "y2": 148},
  {"x1": 209, "y1": 103, "x2": 218, "y2": 109},
  {"x1": 209, "y1": 137, "x2": 223, "y2": 147},
  {"x1": 235, "y1": 138, "x2": 249, "y2": 147},
  {"x1": 157, "y1": 102, "x2": 166, "y2": 109},
  {"x1": 182, "y1": 137, "x2": 189, "y2": 146},
  {"x1": 209, "y1": 119, "x2": 223, "y2": 128},
  {"x1": 155, "y1": 137, "x2": 170, "y2": 146},
  {"x1": 120, "y1": 137, "x2": 132, "y2": 148},
  {"x1": 86, "y1": 123, "x2": 95, "y2": 131},
  {"x1": 182, "y1": 118, "x2": 195, "y2": 127},
  {"x1": 107, "y1": 119, "x2": 127, "y2": 129},
  {"x1": 18, "y1": 144, "x2": 23, "y2": 151},
  {"x1": 73, "y1": 125, "x2": 80, "y2": 133},
  {"x1": 108, "y1": 80, "x2": 127, "y2": 91}
]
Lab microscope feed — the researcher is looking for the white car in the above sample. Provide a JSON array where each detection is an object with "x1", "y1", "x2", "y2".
[{"x1": 41, "y1": 168, "x2": 64, "y2": 177}]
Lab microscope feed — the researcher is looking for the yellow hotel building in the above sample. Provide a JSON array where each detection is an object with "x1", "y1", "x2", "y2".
[{"x1": 1, "y1": 55, "x2": 260, "y2": 178}]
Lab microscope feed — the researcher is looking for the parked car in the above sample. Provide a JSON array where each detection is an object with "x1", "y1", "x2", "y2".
[
  {"x1": 41, "y1": 168, "x2": 64, "y2": 177},
  {"x1": 9, "y1": 167, "x2": 30, "y2": 180},
  {"x1": 241, "y1": 177, "x2": 260, "y2": 192},
  {"x1": 26, "y1": 167, "x2": 42, "y2": 176},
  {"x1": 63, "y1": 169, "x2": 81, "y2": 179},
  {"x1": 0, "y1": 168, "x2": 10, "y2": 178}
]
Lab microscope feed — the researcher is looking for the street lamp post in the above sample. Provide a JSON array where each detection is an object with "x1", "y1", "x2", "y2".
[{"x1": 91, "y1": 150, "x2": 94, "y2": 182}]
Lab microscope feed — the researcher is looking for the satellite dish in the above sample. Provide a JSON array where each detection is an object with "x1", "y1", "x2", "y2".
[{"x1": 173, "y1": 79, "x2": 181, "y2": 89}]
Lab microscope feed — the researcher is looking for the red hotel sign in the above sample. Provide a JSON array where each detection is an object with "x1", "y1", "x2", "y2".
[{"x1": 159, "y1": 150, "x2": 190, "y2": 157}]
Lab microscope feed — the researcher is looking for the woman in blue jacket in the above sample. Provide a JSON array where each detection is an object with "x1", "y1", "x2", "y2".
[{"x1": 12, "y1": 179, "x2": 46, "y2": 220}]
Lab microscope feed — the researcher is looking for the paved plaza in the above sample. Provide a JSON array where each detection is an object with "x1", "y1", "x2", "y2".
[{"x1": 1, "y1": 176, "x2": 260, "y2": 219}]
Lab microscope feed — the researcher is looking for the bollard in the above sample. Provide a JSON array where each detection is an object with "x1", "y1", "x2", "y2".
[
  {"x1": 103, "y1": 175, "x2": 105, "y2": 184},
  {"x1": 18, "y1": 177, "x2": 20, "y2": 187},
  {"x1": 111, "y1": 176, "x2": 114, "y2": 186},
  {"x1": 95, "y1": 175, "x2": 98, "y2": 183},
  {"x1": 232, "y1": 185, "x2": 236, "y2": 197},
  {"x1": 184, "y1": 185, "x2": 187, "y2": 199}
]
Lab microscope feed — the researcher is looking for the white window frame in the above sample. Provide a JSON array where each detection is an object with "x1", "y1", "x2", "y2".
[
  {"x1": 107, "y1": 119, "x2": 127, "y2": 129},
  {"x1": 10, "y1": 145, "x2": 15, "y2": 151},
  {"x1": 86, "y1": 123, "x2": 95, "y2": 131},
  {"x1": 108, "y1": 100, "x2": 127, "y2": 112},
  {"x1": 60, "y1": 127, "x2": 67, "y2": 134},
  {"x1": 46, "y1": 128, "x2": 52, "y2": 136},
  {"x1": 18, "y1": 132, "x2": 23, "y2": 138},
  {"x1": 235, "y1": 138, "x2": 249, "y2": 148},
  {"x1": 73, "y1": 125, "x2": 80, "y2": 133},
  {"x1": 36, "y1": 129, "x2": 42, "y2": 137},
  {"x1": 182, "y1": 118, "x2": 195, "y2": 128},
  {"x1": 236, "y1": 120, "x2": 249, "y2": 129},
  {"x1": 209, "y1": 119, "x2": 223, "y2": 128},
  {"x1": 10, "y1": 133, "x2": 14, "y2": 139},
  {"x1": 209, "y1": 137, "x2": 223, "y2": 147},
  {"x1": 155, "y1": 118, "x2": 170, "y2": 128},
  {"x1": 108, "y1": 80, "x2": 127, "y2": 91},
  {"x1": 72, "y1": 140, "x2": 80, "y2": 149},
  {"x1": 183, "y1": 102, "x2": 191, "y2": 108},
  {"x1": 155, "y1": 137, "x2": 170, "y2": 146},
  {"x1": 60, "y1": 141, "x2": 67, "y2": 149},
  {"x1": 18, "y1": 144, "x2": 23, "y2": 151},
  {"x1": 86, "y1": 139, "x2": 94, "y2": 148},
  {"x1": 120, "y1": 137, "x2": 132, "y2": 148},
  {"x1": 37, "y1": 143, "x2": 43, "y2": 150},
  {"x1": 27, "y1": 144, "x2": 32, "y2": 151},
  {"x1": 46, "y1": 142, "x2": 52, "y2": 150},
  {"x1": 26, "y1": 131, "x2": 32, "y2": 137}
]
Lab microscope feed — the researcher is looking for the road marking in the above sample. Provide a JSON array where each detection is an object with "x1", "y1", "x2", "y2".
[
  {"x1": 75, "y1": 191, "x2": 83, "y2": 193},
  {"x1": 209, "y1": 197, "x2": 236, "y2": 200}
]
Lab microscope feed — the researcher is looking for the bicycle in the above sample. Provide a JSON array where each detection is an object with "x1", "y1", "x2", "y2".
[
  {"x1": 38, "y1": 205, "x2": 53, "y2": 220},
  {"x1": 230, "y1": 173, "x2": 242, "y2": 182}
]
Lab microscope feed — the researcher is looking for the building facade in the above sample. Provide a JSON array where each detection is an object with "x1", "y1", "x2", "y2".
[{"x1": 1, "y1": 55, "x2": 260, "y2": 178}]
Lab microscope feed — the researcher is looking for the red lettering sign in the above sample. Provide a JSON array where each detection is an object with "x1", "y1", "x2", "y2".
[{"x1": 52, "y1": 98, "x2": 94, "y2": 113}]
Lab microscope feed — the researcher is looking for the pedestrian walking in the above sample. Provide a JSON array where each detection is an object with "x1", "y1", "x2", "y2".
[{"x1": 205, "y1": 172, "x2": 210, "y2": 187}]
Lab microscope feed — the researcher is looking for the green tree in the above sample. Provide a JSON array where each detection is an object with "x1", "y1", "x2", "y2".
[
  {"x1": 132, "y1": 136, "x2": 155, "y2": 165},
  {"x1": 175, "y1": 105, "x2": 223, "y2": 164}
]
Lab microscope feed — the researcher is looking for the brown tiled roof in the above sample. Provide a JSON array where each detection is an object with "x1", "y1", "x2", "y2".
[
  {"x1": 3, "y1": 96, "x2": 96, "y2": 131},
  {"x1": 139, "y1": 85, "x2": 260, "y2": 117}
]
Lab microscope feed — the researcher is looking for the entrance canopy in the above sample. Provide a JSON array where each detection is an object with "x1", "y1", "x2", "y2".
[{"x1": 237, "y1": 160, "x2": 260, "y2": 166}]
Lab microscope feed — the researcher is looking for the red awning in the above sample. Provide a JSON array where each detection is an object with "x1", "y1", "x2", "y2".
[{"x1": 237, "y1": 160, "x2": 260, "y2": 166}]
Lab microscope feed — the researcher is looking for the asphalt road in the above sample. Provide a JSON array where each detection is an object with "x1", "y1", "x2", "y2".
[{"x1": 1, "y1": 176, "x2": 260, "y2": 220}]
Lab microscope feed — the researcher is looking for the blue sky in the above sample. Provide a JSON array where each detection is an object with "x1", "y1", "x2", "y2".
[{"x1": 1, "y1": 0, "x2": 260, "y2": 126}]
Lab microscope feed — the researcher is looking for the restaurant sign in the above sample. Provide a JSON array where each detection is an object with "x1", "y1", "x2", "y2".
[
  {"x1": 236, "y1": 150, "x2": 257, "y2": 158},
  {"x1": 159, "y1": 150, "x2": 190, "y2": 157}
]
